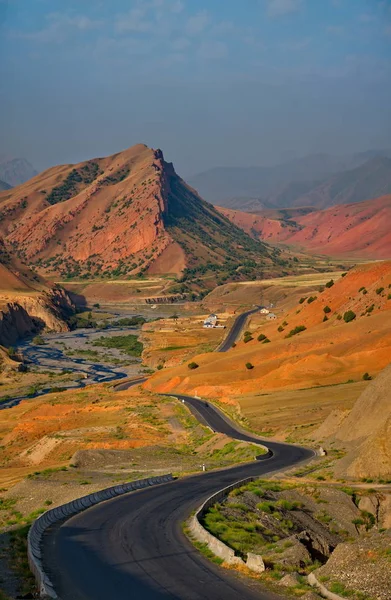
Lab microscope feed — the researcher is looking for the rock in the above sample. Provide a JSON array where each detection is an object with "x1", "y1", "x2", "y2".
[
  {"x1": 301, "y1": 592, "x2": 322, "y2": 600},
  {"x1": 296, "y1": 529, "x2": 335, "y2": 561},
  {"x1": 246, "y1": 552, "x2": 265, "y2": 573},
  {"x1": 279, "y1": 573, "x2": 300, "y2": 587}
]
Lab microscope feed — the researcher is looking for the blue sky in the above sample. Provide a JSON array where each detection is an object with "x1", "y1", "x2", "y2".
[{"x1": 1, "y1": 0, "x2": 391, "y2": 174}]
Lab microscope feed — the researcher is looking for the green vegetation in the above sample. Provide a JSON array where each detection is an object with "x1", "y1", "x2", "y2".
[
  {"x1": 110, "y1": 316, "x2": 146, "y2": 327},
  {"x1": 323, "y1": 305, "x2": 331, "y2": 314},
  {"x1": 245, "y1": 362, "x2": 254, "y2": 370},
  {"x1": 243, "y1": 331, "x2": 254, "y2": 343},
  {"x1": 299, "y1": 297, "x2": 307, "y2": 304},
  {"x1": 362, "y1": 372, "x2": 372, "y2": 381},
  {"x1": 343, "y1": 310, "x2": 356, "y2": 323},
  {"x1": 376, "y1": 287, "x2": 384, "y2": 295},
  {"x1": 285, "y1": 325, "x2": 306, "y2": 338},
  {"x1": 257, "y1": 333, "x2": 267, "y2": 342},
  {"x1": 46, "y1": 161, "x2": 100, "y2": 205},
  {"x1": 92, "y1": 334, "x2": 143, "y2": 356},
  {"x1": 188, "y1": 362, "x2": 199, "y2": 370},
  {"x1": 32, "y1": 335, "x2": 46, "y2": 345},
  {"x1": 325, "y1": 279, "x2": 334, "y2": 288},
  {"x1": 307, "y1": 296, "x2": 317, "y2": 304}
]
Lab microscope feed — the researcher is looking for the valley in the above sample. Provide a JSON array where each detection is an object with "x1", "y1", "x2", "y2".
[{"x1": 0, "y1": 145, "x2": 389, "y2": 600}]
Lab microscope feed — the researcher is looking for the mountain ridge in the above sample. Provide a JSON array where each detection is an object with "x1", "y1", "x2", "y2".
[{"x1": 0, "y1": 144, "x2": 278, "y2": 288}]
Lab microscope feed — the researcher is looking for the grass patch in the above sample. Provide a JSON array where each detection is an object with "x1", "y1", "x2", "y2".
[{"x1": 92, "y1": 334, "x2": 143, "y2": 356}]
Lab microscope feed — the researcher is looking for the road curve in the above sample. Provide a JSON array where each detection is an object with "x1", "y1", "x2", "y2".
[
  {"x1": 43, "y1": 395, "x2": 315, "y2": 600},
  {"x1": 217, "y1": 306, "x2": 261, "y2": 352}
]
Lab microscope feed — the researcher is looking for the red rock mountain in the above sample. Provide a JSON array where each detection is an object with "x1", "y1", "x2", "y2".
[
  {"x1": 218, "y1": 195, "x2": 391, "y2": 259},
  {"x1": 0, "y1": 144, "x2": 274, "y2": 282}
]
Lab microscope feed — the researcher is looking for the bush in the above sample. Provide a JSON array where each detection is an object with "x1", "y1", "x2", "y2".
[
  {"x1": 299, "y1": 297, "x2": 307, "y2": 304},
  {"x1": 376, "y1": 287, "x2": 384, "y2": 295},
  {"x1": 325, "y1": 279, "x2": 334, "y2": 288},
  {"x1": 243, "y1": 333, "x2": 253, "y2": 343},
  {"x1": 277, "y1": 325, "x2": 284, "y2": 332},
  {"x1": 323, "y1": 305, "x2": 331, "y2": 314},
  {"x1": 257, "y1": 333, "x2": 267, "y2": 342},
  {"x1": 362, "y1": 372, "x2": 372, "y2": 381},
  {"x1": 245, "y1": 362, "x2": 254, "y2": 370},
  {"x1": 307, "y1": 296, "x2": 317, "y2": 304},
  {"x1": 285, "y1": 325, "x2": 306, "y2": 338},
  {"x1": 32, "y1": 335, "x2": 46, "y2": 345},
  {"x1": 262, "y1": 338, "x2": 271, "y2": 344},
  {"x1": 323, "y1": 315, "x2": 328, "y2": 322},
  {"x1": 188, "y1": 362, "x2": 199, "y2": 370},
  {"x1": 343, "y1": 310, "x2": 356, "y2": 323}
]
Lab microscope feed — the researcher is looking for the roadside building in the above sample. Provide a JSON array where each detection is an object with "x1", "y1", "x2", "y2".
[
  {"x1": 266, "y1": 312, "x2": 277, "y2": 320},
  {"x1": 203, "y1": 314, "x2": 218, "y2": 328},
  {"x1": 260, "y1": 308, "x2": 269, "y2": 315}
]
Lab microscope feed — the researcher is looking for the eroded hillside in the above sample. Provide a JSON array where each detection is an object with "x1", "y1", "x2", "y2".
[
  {"x1": 219, "y1": 194, "x2": 391, "y2": 259},
  {"x1": 145, "y1": 261, "x2": 391, "y2": 399}
]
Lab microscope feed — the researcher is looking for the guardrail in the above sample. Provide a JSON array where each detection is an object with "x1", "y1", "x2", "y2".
[
  {"x1": 188, "y1": 476, "x2": 265, "y2": 573},
  {"x1": 28, "y1": 473, "x2": 174, "y2": 599}
]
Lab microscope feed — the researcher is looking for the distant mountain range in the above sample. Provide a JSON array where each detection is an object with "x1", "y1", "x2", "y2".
[
  {"x1": 0, "y1": 157, "x2": 37, "y2": 187},
  {"x1": 218, "y1": 194, "x2": 391, "y2": 259},
  {"x1": 189, "y1": 149, "x2": 391, "y2": 210},
  {"x1": 0, "y1": 180, "x2": 11, "y2": 191},
  {"x1": 0, "y1": 144, "x2": 279, "y2": 288}
]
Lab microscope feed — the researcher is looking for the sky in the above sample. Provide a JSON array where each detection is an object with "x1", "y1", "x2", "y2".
[{"x1": 0, "y1": 0, "x2": 391, "y2": 175}]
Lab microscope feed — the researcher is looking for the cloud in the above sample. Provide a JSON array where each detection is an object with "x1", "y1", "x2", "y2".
[
  {"x1": 171, "y1": 37, "x2": 191, "y2": 51},
  {"x1": 12, "y1": 12, "x2": 102, "y2": 43},
  {"x1": 198, "y1": 40, "x2": 227, "y2": 59},
  {"x1": 185, "y1": 10, "x2": 210, "y2": 35},
  {"x1": 116, "y1": 7, "x2": 152, "y2": 33},
  {"x1": 358, "y1": 13, "x2": 376, "y2": 23},
  {"x1": 326, "y1": 25, "x2": 345, "y2": 35},
  {"x1": 266, "y1": 0, "x2": 304, "y2": 18}
]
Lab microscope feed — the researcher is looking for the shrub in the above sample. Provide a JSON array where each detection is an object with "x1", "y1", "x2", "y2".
[
  {"x1": 388, "y1": 294, "x2": 391, "y2": 300},
  {"x1": 343, "y1": 310, "x2": 356, "y2": 323},
  {"x1": 32, "y1": 335, "x2": 46, "y2": 345},
  {"x1": 376, "y1": 287, "x2": 384, "y2": 295},
  {"x1": 337, "y1": 314, "x2": 342, "y2": 320},
  {"x1": 262, "y1": 338, "x2": 271, "y2": 344},
  {"x1": 323, "y1": 315, "x2": 328, "y2": 322},
  {"x1": 325, "y1": 279, "x2": 334, "y2": 288},
  {"x1": 245, "y1": 362, "x2": 254, "y2": 370},
  {"x1": 341, "y1": 272, "x2": 347, "y2": 277},
  {"x1": 307, "y1": 296, "x2": 317, "y2": 304},
  {"x1": 299, "y1": 297, "x2": 307, "y2": 304},
  {"x1": 243, "y1": 333, "x2": 253, "y2": 343},
  {"x1": 323, "y1": 305, "x2": 331, "y2": 314},
  {"x1": 285, "y1": 325, "x2": 306, "y2": 338},
  {"x1": 362, "y1": 372, "x2": 372, "y2": 381},
  {"x1": 277, "y1": 325, "x2": 284, "y2": 332},
  {"x1": 188, "y1": 362, "x2": 199, "y2": 370},
  {"x1": 257, "y1": 333, "x2": 267, "y2": 342}
]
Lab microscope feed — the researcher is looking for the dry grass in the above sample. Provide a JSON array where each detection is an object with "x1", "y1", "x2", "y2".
[{"x1": 237, "y1": 381, "x2": 368, "y2": 442}]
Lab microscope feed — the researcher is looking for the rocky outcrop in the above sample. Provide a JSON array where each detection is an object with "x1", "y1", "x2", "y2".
[{"x1": 0, "y1": 288, "x2": 74, "y2": 347}]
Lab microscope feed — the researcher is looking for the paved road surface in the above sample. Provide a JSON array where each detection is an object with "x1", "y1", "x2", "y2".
[
  {"x1": 43, "y1": 395, "x2": 314, "y2": 600},
  {"x1": 217, "y1": 306, "x2": 261, "y2": 352}
]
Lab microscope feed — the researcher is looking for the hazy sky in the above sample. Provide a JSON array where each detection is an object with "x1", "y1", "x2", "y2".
[{"x1": 1, "y1": 0, "x2": 391, "y2": 175}]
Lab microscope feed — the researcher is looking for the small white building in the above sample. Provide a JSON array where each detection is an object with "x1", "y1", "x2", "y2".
[
  {"x1": 203, "y1": 314, "x2": 218, "y2": 328},
  {"x1": 266, "y1": 312, "x2": 277, "y2": 320},
  {"x1": 260, "y1": 308, "x2": 269, "y2": 315}
]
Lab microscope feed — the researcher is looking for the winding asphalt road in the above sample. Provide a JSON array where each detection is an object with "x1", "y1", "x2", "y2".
[
  {"x1": 41, "y1": 305, "x2": 315, "y2": 599},
  {"x1": 43, "y1": 395, "x2": 314, "y2": 600},
  {"x1": 217, "y1": 306, "x2": 262, "y2": 352}
]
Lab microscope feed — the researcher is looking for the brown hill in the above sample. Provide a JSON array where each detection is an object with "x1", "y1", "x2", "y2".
[
  {"x1": 145, "y1": 261, "x2": 391, "y2": 400},
  {"x1": 219, "y1": 195, "x2": 391, "y2": 259},
  {"x1": 0, "y1": 239, "x2": 73, "y2": 346},
  {"x1": 0, "y1": 145, "x2": 275, "y2": 286},
  {"x1": 320, "y1": 363, "x2": 391, "y2": 478}
]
